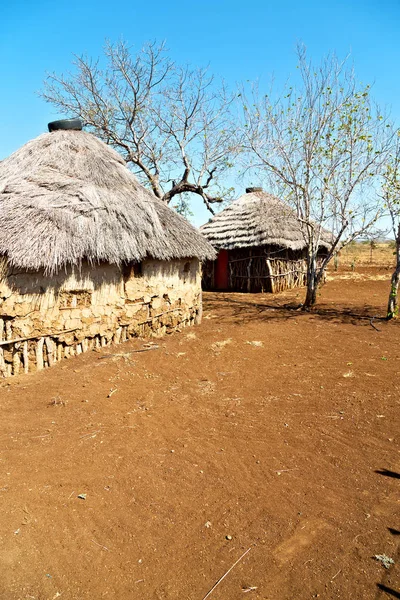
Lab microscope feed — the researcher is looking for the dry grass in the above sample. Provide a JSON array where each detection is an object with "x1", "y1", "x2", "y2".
[
  {"x1": 336, "y1": 241, "x2": 395, "y2": 268},
  {"x1": 327, "y1": 241, "x2": 394, "y2": 281}
]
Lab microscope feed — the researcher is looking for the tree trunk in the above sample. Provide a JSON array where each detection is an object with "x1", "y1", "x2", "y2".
[
  {"x1": 387, "y1": 226, "x2": 400, "y2": 320},
  {"x1": 303, "y1": 251, "x2": 318, "y2": 309},
  {"x1": 387, "y1": 270, "x2": 400, "y2": 319}
]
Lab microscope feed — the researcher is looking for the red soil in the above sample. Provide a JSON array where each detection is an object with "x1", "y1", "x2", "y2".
[{"x1": 0, "y1": 271, "x2": 399, "y2": 599}]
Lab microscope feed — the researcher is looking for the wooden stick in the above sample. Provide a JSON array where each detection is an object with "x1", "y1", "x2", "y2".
[
  {"x1": 0, "y1": 328, "x2": 79, "y2": 347},
  {"x1": 370, "y1": 317, "x2": 381, "y2": 332},
  {"x1": 12, "y1": 349, "x2": 21, "y2": 376},
  {"x1": 266, "y1": 259, "x2": 275, "y2": 293},
  {"x1": 23, "y1": 341, "x2": 29, "y2": 374},
  {"x1": 36, "y1": 338, "x2": 44, "y2": 371},
  {"x1": 136, "y1": 307, "x2": 182, "y2": 326},
  {"x1": 45, "y1": 337, "x2": 56, "y2": 366},
  {"x1": 113, "y1": 328, "x2": 122, "y2": 344},
  {"x1": 0, "y1": 347, "x2": 7, "y2": 377},
  {"x1": 91, "y1": 539, "x2": 109, "y2": 551},
  {"x1": 201, "y1": 547, "x2": 252, "y2": 600}
]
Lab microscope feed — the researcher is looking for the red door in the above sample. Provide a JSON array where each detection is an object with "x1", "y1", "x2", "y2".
[{"x1": 215, "y1": 250, "x2": 229, "y2": 289}]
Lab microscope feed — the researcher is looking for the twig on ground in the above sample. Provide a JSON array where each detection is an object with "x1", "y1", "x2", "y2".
[
  {"x1": 79, "y1": 430, "x2": 101, "y2": 439},
  {"x1": 271, "y1": 468, "x2": 299, "y2": 474},
  {"x1": 331, "y1": 569, "x2": 341, "y2": 581},
  {"x1": 131, "y1": 345, "x2": 159, "y2": 353},
  {"x1": 201, "y1": 547, "x2": 252, "y2": 600},
  {"x1": 370, "y1": 317, "x2": 381, "y2": 332},
  {"x1": 91, "y1": 539, "x2": 109, "y2": 551}
]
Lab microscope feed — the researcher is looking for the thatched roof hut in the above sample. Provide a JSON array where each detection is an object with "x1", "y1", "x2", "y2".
[
  {"x1": 201, "y1": 188, "x2": 331, "y2": 252},
  {"x1": 0, "y1": 129, "x2": 214, "y2": 273},
  {"x1": 0, "y1": 122, "x2": 215, "y2": 378},
  {"x1": 201, "y1": 188, "x2": 331, "y2": 293}
]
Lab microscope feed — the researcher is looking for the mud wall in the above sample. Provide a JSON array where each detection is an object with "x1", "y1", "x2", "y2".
[{"x1": 0, "y1": 258, "x2": 201, "y2": 377}]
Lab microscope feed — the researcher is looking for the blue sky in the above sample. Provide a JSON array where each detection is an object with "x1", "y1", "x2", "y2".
[{"x1": 1, "y1": 0, "x2": 400, "y2": 225}]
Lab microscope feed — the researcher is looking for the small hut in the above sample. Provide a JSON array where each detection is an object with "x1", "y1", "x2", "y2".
[
  {"x1": 0, "y1": 120, "x2": 215, "y2": 377},
  {"x1": 201, "y1": 188, "x2": 331, "y2": 293}
]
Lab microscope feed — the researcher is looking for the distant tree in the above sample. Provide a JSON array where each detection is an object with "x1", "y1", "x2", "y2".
[
  {"x1": 359, "y1": 228, "x2": 388, "y2": 264},
  {"x1": 240, "y1": 45, "x2": 393, "y2": 308},
  {"x1": 41, "y1": 40, "x2": 238, "y2": 214},
  {"x1": 381, "y1": 131, "x2": 400, "y2": 319}
]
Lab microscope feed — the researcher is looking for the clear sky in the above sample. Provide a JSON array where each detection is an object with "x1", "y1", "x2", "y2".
[{"x1": 1, "y1": 0, "x2": 400, "y2": 225}]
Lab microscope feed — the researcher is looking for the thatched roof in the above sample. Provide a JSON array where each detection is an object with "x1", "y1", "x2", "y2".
[
  {"x1": 201, "y1": 190, "x2": 332, "y2": 251},
  {"x1": 0, "y1": 130, "x2": 215, "y2": 272}
]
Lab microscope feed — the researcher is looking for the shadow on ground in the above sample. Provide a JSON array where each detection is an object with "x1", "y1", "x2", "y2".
[
  {"x1": 374, "y1": 469, "x2": 400, "y2": 600},
  {"x1": 204, "y1": 292, "x2": 391, "y2": 328},
  {"x1": 377, "y1": 584, "x2": 400, "y2": 599},
  {"x1": 375, "y1": 469, "x2": 400, "y2": 480}
]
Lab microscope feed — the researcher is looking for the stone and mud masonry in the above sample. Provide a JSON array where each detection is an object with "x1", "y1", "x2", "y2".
[{"x1": 0, "y1": 258, "x2": 202, "y2": 377}]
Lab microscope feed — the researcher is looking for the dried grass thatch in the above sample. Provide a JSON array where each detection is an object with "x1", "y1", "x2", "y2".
[
  {"x1": 0, "y1": 130, "x2": 215, "y2": 272},
  {"x1": 201, "y1": 190, "x2": 332, "y2": 251}
]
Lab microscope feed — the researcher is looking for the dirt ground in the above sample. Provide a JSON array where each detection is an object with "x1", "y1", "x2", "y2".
[{"x1": 0, "y1": 268, "x2": 399, "y2": 600}]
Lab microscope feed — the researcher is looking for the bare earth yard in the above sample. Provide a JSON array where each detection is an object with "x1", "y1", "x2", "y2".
[{"x1": 0, "y1": 267, "x2": 399, "y2": 599}]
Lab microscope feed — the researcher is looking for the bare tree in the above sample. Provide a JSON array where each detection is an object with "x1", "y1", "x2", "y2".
[
  {"x1": 41, "y1": 40, "x2": 238, "y2": 214},
  {"x1": 359, "y1": 228, "x2": 388, "y2": 264},
  {"x1": 241, "y1": 45, "x2": 393, "y2": 308},
  {"x1": 381, "y1": 132, "x2": 400, "y2": 319}
]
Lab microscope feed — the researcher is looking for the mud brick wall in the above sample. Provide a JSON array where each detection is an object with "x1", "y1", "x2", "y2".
[{"x1": 0, "y1": 258, "x2": 201, "y2": 377}]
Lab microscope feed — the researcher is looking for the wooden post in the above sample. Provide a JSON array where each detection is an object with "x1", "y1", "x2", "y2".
[
  {"x1": 266, "y1": 259, "x2": 275, "y2": 293},
  {"x1": 113, "y1": 327, "x2": 122, "y2": 344},
  {"x1": 0, "y1": 348, "x2": 7, "y2": 378},
  {"x1": 45, "y1": 337, "x2": 56, "y2": 366},
  {"x1": 36, "y1": 338, "x2": 44, "y2": 371},
  {"x1": 13, "y1": 347, "x2": 21, "y2": 376},
  {"x1": 5, "y1": 321, "x2": 12, "y2": 341},
  {"x1": 247, "y1": 257, "x2": 253, "y2": 292},
  {"x1": 23, "y1": 342, "x2": 29, "y2": 374}
]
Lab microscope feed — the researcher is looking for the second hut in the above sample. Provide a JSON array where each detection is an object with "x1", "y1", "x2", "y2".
[{"x1": 201, "y1": 188, "x2": 331, "y2": 293}]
